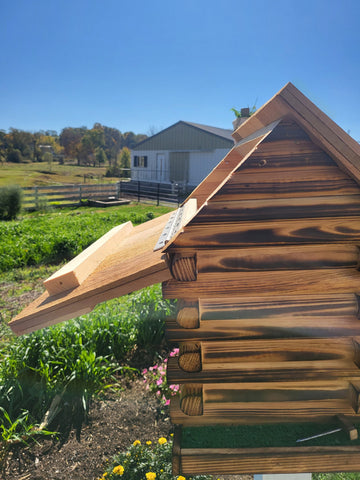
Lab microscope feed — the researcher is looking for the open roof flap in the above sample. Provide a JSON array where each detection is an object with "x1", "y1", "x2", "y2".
[{"x1": 9, "y1": 212, "x2": 174, "y2": 335}]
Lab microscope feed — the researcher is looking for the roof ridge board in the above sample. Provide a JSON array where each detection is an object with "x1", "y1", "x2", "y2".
[
  {"x1": 275, "y1": 94, "x2": 360, "y2": 183},
  {"x1": 284, "y1": 83, "x2": 360, "y2": 156},
  {"x1": 278, "y1": 86, "x2": 360, "y2": 175},
  {"x1": 232, "y1": 82, "x2": 292, "y2": 142}
]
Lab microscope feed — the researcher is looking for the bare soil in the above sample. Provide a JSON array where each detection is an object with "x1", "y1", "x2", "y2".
[{"x1": 4, "y1": 380, "x2": 253, "y2": 480}]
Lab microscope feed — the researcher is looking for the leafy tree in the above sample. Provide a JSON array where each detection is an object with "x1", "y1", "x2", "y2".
[
  {"x1": 119, "y1": 147, "x2": 131, "y2": 177},
  {"x1": 95, "y1": 147, "x2": 107, "y2": 167},
  {"x1": 59, "y1": 127, "x2": 87, "y2": 164},
  {"x1": 7, "y1": 149, "x2": 23, "y2": 163}
]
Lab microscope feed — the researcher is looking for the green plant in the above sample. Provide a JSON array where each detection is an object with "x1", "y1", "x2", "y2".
[
  {"x1": 0, "y1": 184, "x2": 22, "y2": 220},
  {"x1": 101, "y1": 436, "x2": 211, "y2": 480},
  {"x1": 0, "y1": 407, "x2": 54, "y2": 473},
  {"x1": 0, "y1": 204, "x2": 173, "y2": 272},
  {"x1": 0, "y1": 282, "x2": 173, "y2": 438},
  {"x1": 142, "y1": 349, "x2": 179, "y2": 407},
  {"x1": 231, "y1": 100, "x2": 257, "y2": 118}
]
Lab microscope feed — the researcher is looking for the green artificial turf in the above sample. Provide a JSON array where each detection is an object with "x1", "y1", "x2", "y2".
[{"x1": 182, "y1": 422, "x2": 360, "y2": 449}]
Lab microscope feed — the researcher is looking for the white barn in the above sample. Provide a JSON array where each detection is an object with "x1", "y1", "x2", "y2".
[{"x1": 131, "y1": 121, "x2": 234, "y2": 189}]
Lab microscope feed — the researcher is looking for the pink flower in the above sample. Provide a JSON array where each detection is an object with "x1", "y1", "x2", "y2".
[
  {"x1": 146, "y1": 385, "x2": 150, "y2": 390},
  {"x1": 142, "y1": 368, "x2": 148, "y2": 374},
  {"x1": 165, "y1": 399, "x2": 170, "y2": 406},
  {"x1": 156, "y1": 378, "x2": 163, "y2": 386},
  {"x1": 156, "y1": 390, "x2": 161, "y2": 396},
  {"x1": 152, "y1": 365, "x2": 158, "y2": 370},
  {"x1": 164, "y1": 358, "x2": 168, "y2": 363}
]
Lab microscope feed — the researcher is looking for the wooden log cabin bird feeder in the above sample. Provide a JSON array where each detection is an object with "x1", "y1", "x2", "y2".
[{"x1": 9, "y1": 83, "x2": 360, "y2": 475}]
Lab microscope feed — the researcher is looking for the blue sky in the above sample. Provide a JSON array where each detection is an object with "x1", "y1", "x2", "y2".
[{"x1": 1, "y1": 0, "x2": 359, "y2": 141}]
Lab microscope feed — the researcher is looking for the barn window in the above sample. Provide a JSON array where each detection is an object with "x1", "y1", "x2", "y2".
[{"x1": 134, "y1": 156, "x2": 148, "y2": 168}]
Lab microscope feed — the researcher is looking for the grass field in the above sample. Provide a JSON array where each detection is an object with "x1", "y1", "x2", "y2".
[{"x1": 0, "y1": 161, "x2": 121, "y2": 187}]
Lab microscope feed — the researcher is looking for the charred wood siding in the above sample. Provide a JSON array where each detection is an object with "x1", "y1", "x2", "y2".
[{"x1": 164, "y1": 120, "x2": 360, "y2": 448}]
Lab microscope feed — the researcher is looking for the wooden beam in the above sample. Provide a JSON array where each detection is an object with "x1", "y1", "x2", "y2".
[
  {"x1": 196, "y1": 245, "x2": 360, "y2": 272},
  {"x1": 178, "y1": 445, "x2": 360, "y2": 475},
  {"x1": 176, "y1": 301, "x2": 199, "y2": 329},
  {"x1": 163, "y1": 268, "x2": 360, "y2": 299},
  {"x1": 167, "y1": 216, "x2": 360, "y2": 249},
  {"x1": 166, "y1": 315, "x2": 360, "y2": 343},
  {"x1": 191, "y1": 195, "x2": 360, "y2": 223},
  {"x1": 44, "y1": 221, "x2": 133, "y2": 295}
]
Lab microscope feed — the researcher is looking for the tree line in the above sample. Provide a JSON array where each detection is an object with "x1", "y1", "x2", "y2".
[{"x1": 0, "y1": 124, "x2": 147, "y2": 176}]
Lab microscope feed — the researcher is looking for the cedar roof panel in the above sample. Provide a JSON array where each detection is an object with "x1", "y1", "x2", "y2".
[{"x1": 9, "y1": 213, "x2": 173, "y2": 335}]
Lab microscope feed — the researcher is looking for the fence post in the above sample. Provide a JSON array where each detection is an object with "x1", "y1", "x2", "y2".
[
  {"x1": 137, "y1": 181, "x2": 141, "y2": 202},
  {"x1": 34, "y1": 186, "x2": 39, "y2": 210},
  {"x1": 157, "y1": 183, "x2": 160, "y2": 206},
  {"x1": 79, "y1": 184, "x2": 82, "y2": 203},
  {"x1": 117, "y1": 181, "x2": 121, "y2": 199}
]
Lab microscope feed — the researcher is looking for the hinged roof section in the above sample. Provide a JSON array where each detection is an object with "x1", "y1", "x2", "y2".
[{"x1": 9, "y1": 213, "x2": 173, "y2": 335}]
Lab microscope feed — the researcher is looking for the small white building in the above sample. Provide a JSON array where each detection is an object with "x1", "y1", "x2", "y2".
[{"x1": 131, "y1": 121, "x2": 234, "y2": 188}]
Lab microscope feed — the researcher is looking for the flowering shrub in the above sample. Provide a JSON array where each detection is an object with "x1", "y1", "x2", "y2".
[
  {"x1": 98, "y1": 436, "x2": 211, "y2": 480},
  {"x1": 142, "y1": 349, "x2": 180, "y2": 407}
]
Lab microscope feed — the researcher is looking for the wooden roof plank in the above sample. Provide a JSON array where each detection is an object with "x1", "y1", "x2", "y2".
[
  {"x1": 44, "y1": 221, "x2": 134, "y2": 295},
  {"x1": 9, "y1": 212, "x2": 173, "y2": 335}
]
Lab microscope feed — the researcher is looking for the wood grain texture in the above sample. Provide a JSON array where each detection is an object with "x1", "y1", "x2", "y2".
[
  {"x1": 196, "y1": 245, "x2": 359, "y2": 272},
  {"x1": 191, "y1": 195, "x2": 360, "y2": 223},
  {"x1": 166, "y1": 316, "x2": 360, "y2": 343},
  {"x1": 167, "y1": 348, "x2": 360, "y2": 383},
  {"x1": 168, "y1": 216, "x2": 360, "y2": 249},
  {"x1": 180, "y1": 385, "x2": 203, "y2": 416},
  {"x1": 175, "y1": 381, "x2": 358, "y2": 418},
  {"x1": 198, "y1": 337, "x2": 357, "y2": 365},
  {"x1": 9, "y1": 212, "x2": 173, "y2": 335},
  {"x1": 179, "y1": 343, "x2": 201, "y2": 372},
  {"x1": 167, "y1": 295, "x2": 360, "y2": 340},
  {"x1": 176, "y1": 302, "x2": 199, "y2": 329},
  {"x1": 163, "y1": 268, "x2": 360, "y2": 299},
  {"x1": 200, "y1": 294, "x2": 359, "y2": 320},
  {"x1": 210, "y1": 167, "x2": 359, "y2": 202},
  {"x1": 44, "y1": 221, "x2": 133, "y2": 295},
  {"x1": 170, "y1": 391, "x2": 360, "y2": 426},
  {"x1": 171, "y1": 255, "x2": 197, "y2": 281},
  {"x1": 279, "y1": 84, "x2": 360, "y2": 174},
  {"x1": 178, "y1": 445, "x2": 360, "y2": 474},
  {"x1": 231, "y1": 83, "x2": 360, "y2": 187}
]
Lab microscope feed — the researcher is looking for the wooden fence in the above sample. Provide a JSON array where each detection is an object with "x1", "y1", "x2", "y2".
[{"x1": 22, "y1": 181, "x2": 184, "y2": 209}]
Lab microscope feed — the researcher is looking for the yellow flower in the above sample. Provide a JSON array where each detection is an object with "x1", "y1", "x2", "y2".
[
  {"x1": 146, "y1": 440, "x2": 152, "y2": 445},
  {"x1": 126, "y1": 452, "x2": 131, "y2": 457},
  {"x1": 146, "y1": 473, "x2": 156, "y2": 480},
  {"x1": 113, "y1": 465, "x2": 124, "y2": 475},
  {"x1": 158, "y1": 437, "x2": 167, "y2": 445},
  {"x1": 177, "y1": 476, "x2": 186, "y2": 480},
  {"x1": 170, "y1": 433, "x2": 174, "y2": 437},
  {"x1": 133, "y1": 440, "x2": 141, "y2": 446}
]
